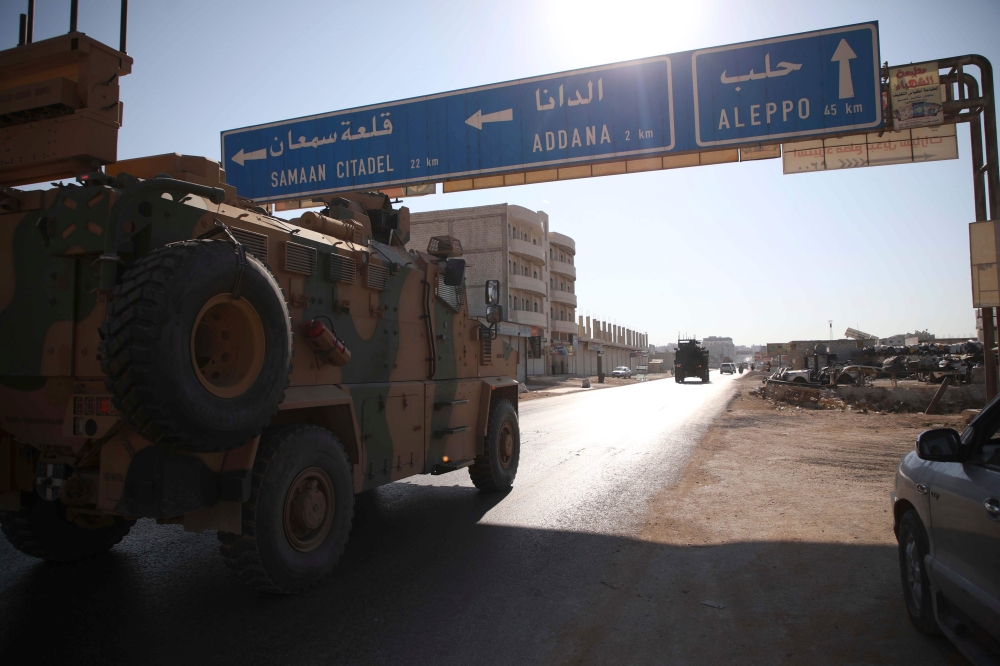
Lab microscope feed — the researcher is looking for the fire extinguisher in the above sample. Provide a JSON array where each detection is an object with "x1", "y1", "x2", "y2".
[{"x1": 303, "y1": 316, "x2": 352, "y2": 366}]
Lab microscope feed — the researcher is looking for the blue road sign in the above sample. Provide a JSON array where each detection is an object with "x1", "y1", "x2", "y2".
[
  {"x1": 692, "y1": 24, "x2": 882, "y2": 147},
  {"x1": 221, "y1": 22, "x2": 879, "y2": 202}
]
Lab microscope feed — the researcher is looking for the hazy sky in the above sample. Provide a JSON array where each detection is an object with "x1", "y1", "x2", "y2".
[{"x1": 5, "y1": 0, "x2": 999, "y2": 346}]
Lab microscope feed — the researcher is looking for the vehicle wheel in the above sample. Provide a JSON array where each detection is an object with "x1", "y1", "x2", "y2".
[
  {"x1": 469, "y1": 399, "x2": 520, "y2": 492},
  {"x1": 100, "y1": 240, "x2": 293, "y2": 452},
  {"x1": 897, "y1": 510, "x2": 941, "y2": 635},
  {"x1": 0, "y1": 493, "x2": 133, "y2": 562},
  {"x1": 217, "y1": 425, "x2": 354, "y2": 594},
  {"x1": 792, "y1": 377, "x2": 807, "y2": 384}
]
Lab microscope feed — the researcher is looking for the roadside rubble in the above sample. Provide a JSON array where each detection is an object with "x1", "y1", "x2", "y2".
[
  {"x1": 748, "y1": 374, "x2": 986, "y2": 414},
  {"x1": 860, "y1": 339, "x2": 984, "y2": 384}
]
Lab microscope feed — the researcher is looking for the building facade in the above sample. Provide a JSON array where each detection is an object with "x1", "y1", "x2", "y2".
[
  {"x1": 409, "y1": 203, "x2": 646, "y2": 381},
  {"x1": 879, "y1": 330, "x2": 935, "y2": 346},
  {"x1": 785, "y1": 339, "x2": 864, "y2": 370},
  {"x1": 702, "y1": 336, "x2": 735, "y2": 365}
]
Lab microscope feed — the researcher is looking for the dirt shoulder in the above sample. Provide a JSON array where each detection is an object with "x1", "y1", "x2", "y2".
[
  {"x1": 520, "y1": 373, "x2": 670, "y2": 401},
  {"x1": 557, "y1": 374, "x2": 965, "y2": 664}
]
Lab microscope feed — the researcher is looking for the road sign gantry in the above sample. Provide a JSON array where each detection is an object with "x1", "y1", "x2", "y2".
[{"x1": 221, "y1": 22, "x2": 881, "y2": 202}]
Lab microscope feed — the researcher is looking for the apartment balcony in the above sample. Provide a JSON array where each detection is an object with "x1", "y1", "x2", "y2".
[
  {"x1": 549, "y1": 231, "x2": 576, "y2": 252},
  {"x1": 509, "y1": 273, "x2": 547, "y2": 296},
  {"x1": 550, "y1": 290, "x2": 577, "y2": 307},
  {"x1": 549, "y1": 260, "x2": 576, "y2": 279},
  {"x1": 509, "y1": 205, "x2": 546, "y2": 233},
  {"x1": 509, "y1": 309, "x2": 547, "y2": 329},
  {"x1": 551, "y1": 319, "x2": 579, "y2": 335},
  {"x1": 508, "y1": 237, "x2": 545, "y2": 262}
]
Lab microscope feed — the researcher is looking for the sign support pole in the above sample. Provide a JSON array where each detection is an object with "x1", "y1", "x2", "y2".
[{"x1": 941, "y1": 56, "x2": 999, "y2": 399}]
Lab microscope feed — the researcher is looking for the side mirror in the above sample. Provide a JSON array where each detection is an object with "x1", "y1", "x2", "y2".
[
  {"x1": 485, "y1": 304, "x2": 502, "y2": 323},
  {"x1": 443, "y1": 258, "x2": 466, "y2": 286},
  {"x1": 485, "y1": 279, "x2": 499, "y2": 305},
  {"x1": 915, "y1": 428, "x2": 964, "y2": 462}
]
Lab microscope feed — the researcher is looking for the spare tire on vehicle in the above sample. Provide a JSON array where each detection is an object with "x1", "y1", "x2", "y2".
[{"x1": 100, "y1": 239, "x2": 292, "y2": 451}]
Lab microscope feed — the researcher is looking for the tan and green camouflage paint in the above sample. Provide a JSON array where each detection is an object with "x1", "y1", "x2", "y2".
[{"x1": 0, "y1": 171, "x2": 519, "y2": 512}]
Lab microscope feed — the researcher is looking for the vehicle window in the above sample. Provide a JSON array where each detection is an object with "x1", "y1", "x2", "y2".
[
  {"x1": 981, "y1": 442, "x2": 1000, "y2": 467},
  {"x1": 974, "y1": 414, "x2": 1000, "y2": 468}
]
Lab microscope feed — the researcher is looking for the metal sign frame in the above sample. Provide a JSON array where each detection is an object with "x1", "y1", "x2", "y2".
[{"x1": 221, "y1": 22, "x2": 881, "y2": 203}]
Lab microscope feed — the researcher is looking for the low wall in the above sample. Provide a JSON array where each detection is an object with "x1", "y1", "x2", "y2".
[
  {"x1": 757, "y1": 378, "x2": 987, "y2": 413},
  {"x1": 836, "y1": 384, "x2": 987, "y2": 413}
]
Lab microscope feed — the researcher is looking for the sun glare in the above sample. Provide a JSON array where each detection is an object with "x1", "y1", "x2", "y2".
[{"x1": 540, "y1": 0, "x2": 709, "y2": 65}]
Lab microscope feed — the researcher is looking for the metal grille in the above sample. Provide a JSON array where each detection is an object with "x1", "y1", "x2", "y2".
[
  {"x1": 365, "y1": 264, "x2": 389, "y2": 291},
  {"x1": 284, "y1": 242, "x2": 317, "y2": 275},
  {"x1": 480, "y1": 334, "x2": 492, "y2": 365},
  {"x1": 436, "y1": 274, "x2": 463, "y2": 311},
  {"x1": 426, "y1": 235, "x2": 463, "y2": 258},
  {"x1": 328, "y1": 252, "x2": 356, "y2": 284},
  {"x1": 230, "y1": 227, "x2": 268, "y2": 264}
]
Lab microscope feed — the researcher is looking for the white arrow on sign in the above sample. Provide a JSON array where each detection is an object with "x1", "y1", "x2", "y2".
[
  {"x1": 231, "y1": 148, "x2": 267, "y2": 167},
  {"x1": 831, "y1": 39, "x2": 857, "y2": 100},
  {"x1": 465, "y1": 108, "x2": 513, "y2": 130}
]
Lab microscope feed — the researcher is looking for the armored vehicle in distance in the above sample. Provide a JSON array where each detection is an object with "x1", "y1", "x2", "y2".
[
  {"x1": 674, "y1": 339, "x2": 710, "y2": 383},
  {"x1": 0, "y1": 28, "x2": 520, "y2": 593}
]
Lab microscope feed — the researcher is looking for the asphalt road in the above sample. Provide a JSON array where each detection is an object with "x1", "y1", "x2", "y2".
[{"x1": 0, "y1": 374, "x2": 744, "y2": 665}]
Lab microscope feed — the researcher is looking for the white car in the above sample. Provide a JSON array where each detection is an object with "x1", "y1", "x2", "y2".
[
  {"x1": 720, "y1": 363, "x2": 736, "y2": 374},
  {"x1": 611, "y1": 366, "x2": 632, "y2": 378},
  {"x1": 772, "y1": 368, "x2": 811, "y2": 383}
]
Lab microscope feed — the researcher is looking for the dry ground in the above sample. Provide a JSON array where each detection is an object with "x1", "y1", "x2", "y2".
[{"x1": 557, "y1": 373, "x2": 969, "y2": 664}]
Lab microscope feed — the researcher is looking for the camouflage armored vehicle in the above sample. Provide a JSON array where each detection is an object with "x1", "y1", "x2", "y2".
[
  {"x1": 674, "y1": 339, "x2": 710, "y2": 383},
  {"x1": 0, "y1": 30, "x2": 519, "y2": 593}
]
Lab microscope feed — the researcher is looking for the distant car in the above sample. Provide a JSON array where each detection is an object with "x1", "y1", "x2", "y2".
[
  {"x1": 720, "y1": 362, "x2": 736, "y2": 374},
  {"x1": 611, "y1": 366, "x2": 632, "y2": 378},
  {"x1": 891, "y1": 398, "x2": 1000, "y2": 661}
]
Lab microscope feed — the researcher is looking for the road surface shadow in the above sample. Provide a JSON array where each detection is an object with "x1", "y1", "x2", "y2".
[{"x1": 0, "y1": 481, "x2": 961, "y2": 666}]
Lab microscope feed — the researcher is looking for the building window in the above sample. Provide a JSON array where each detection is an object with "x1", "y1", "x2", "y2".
[
  {"x1": 551, "y1": 307, "x2": 555, "y2": 318},
  {"x1": 550, "y1": 277, "x2": 554, "y2": 288},
  {"x1": 560, "y1": 254, "x2": 564, "y2": 262},
  {"x1": 533, "y1": 270, "x2": 538, "y2": 279},
  {"x1": 509, "y1": 295, "x2": 513, "y2": 309},
  {"x1": 533, "y1": 239, "x2": 537, "y2": 245},
  {"x1": 534, "y1": 302, "x2": 538, "y2": 312},
  {"x1": 550, "y1": 248, "x2": 554, "y2": 259}
]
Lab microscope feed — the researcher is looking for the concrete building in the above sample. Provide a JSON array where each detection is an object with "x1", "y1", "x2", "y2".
[
  {"x1": 785, "y1": 339, "x2": 864, "y2": 370},
  {"x1": 702, "y1": 336, "x2": 735, "y2": 365},
  {"x1": 879, "y1": 330, "x2": 935, "y2": 346},
  {"x1": 408, "y1": 203, "x2": 647, "y2": 381}
]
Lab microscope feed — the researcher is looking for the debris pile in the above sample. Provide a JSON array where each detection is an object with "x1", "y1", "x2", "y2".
[{"x1": 860, "y1": 340, "x2": 984, "y2": 384}]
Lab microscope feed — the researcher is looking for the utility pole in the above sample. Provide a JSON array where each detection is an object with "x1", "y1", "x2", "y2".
[{"x1": 829, "y1": 320, "x2": 832, "y2": 341}]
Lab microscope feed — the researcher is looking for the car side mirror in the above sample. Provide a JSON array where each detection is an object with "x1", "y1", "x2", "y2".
[
  {"x1": 443, "y1": 259, "x2": 466, "y2": 286},
  {"x1": 485, "y1": 304, "x2": 502, "y2": 323},
  {"x1": 485, "y1": 279, "x2": 499, "y2": 305},
  {"x1": 915, "y1": 428, "x2": 965, "y2": 462}
]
